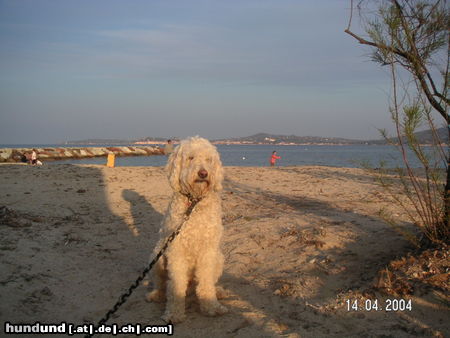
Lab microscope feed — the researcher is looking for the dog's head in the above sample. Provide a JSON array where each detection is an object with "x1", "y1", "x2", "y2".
[{"x1": 166, "y1": 136, "x2": 223, "y2": 198}]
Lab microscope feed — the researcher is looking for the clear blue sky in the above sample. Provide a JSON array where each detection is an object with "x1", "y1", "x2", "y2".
[{"x1": 0, "y1": 0, "x2": 395, "y2": 144}]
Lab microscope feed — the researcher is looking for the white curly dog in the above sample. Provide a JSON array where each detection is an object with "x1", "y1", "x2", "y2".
[{"x1": 146, "y1": 136, "x2": 228, "y2": 323}]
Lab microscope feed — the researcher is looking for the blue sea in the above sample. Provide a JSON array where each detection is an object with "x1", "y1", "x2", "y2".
[{"x1": 2, "y1": 144, "x2": 444, "y2": 168}]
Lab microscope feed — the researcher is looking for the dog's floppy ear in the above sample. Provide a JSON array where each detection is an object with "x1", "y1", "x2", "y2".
[
  {"x1": 166, "y1": 143, "x2": 183, "y2": 192},
  {"x1": 212, "y1": 151, "x2": 224, "y2": 192}
]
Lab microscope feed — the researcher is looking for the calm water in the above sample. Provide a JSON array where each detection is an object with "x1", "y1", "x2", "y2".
[{"x1": 6, "y1": 144, "x2": 441, "y2": 168}]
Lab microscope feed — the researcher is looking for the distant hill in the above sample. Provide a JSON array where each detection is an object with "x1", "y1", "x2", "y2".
[
  {"x1": 215, "y1": 128, "x2": 448, "y2": 145},
  {"x1": 417, "y1": 126, "x2": 448, "y2": 143},
  {"x1": 368, "y1": 127, "x2": 448, "y2": 145}
]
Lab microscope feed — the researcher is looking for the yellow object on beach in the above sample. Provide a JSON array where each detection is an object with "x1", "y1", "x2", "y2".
[{"x1": 106, "y1": 153, "x2": 115, "y2": 167}]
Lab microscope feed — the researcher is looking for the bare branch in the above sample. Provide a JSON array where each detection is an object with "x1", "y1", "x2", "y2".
[
  {"x1": 347, "y1": 0, "x2": 354, "y2": 31},
  {"x1": 344, "y1": 28, "x2": 409, "y2": 60}
]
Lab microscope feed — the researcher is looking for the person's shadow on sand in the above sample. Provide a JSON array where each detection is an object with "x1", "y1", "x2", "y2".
[{"x1": 122, "y1": 189, "x2": 164, "y2": 238}]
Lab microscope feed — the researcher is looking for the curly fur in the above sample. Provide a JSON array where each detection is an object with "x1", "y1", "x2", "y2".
[{"x1": 146, "y1": 136, "x2": 227, "y2": 323}]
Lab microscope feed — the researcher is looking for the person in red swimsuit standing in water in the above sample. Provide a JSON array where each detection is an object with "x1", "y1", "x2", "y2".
[{"x1": 270, "y1": 151, "x2": 281, "y2": 167}]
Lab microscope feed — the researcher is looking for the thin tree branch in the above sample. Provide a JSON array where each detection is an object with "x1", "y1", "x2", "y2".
[
  {"x1": 344, "y1": 29, "x2": 409, "y2": 59},
  {"x1": 426, "y1": 70, "x2": 449, "y2": 105},
  {"x1": 347, "y1": 0, "x2": 354, "y2": 31}
]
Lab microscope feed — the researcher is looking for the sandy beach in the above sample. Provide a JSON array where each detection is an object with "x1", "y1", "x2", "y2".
[{"x1": 0, "y1": 164, "x2": 448, "y2": 337}]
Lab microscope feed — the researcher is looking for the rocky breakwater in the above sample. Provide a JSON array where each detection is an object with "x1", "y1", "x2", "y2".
[{"x1": 0, "y1": 146, "x2": 164, "y2": 163}]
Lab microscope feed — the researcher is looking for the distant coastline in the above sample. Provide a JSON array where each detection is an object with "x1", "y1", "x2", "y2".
[{"x1": 63, "y1": 127, "x2": 447, "y2": 147}]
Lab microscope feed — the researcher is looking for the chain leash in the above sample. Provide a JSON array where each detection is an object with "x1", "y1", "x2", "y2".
[{"x1": 85, "y1": 195, "x2": 202, "y2": 338}]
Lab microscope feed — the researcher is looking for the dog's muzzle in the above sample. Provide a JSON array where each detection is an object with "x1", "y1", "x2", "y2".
[
  {"x1": 198, "y1": 169, "x2": 208, "y2": 179},
  {"x1": 195, "y1": 169, "x2": 209, "y2": 184}
]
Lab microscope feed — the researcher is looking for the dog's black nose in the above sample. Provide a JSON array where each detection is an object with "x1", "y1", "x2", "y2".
[{"x1": 198, "y1": 169, "x2": 208, "y2": 179}]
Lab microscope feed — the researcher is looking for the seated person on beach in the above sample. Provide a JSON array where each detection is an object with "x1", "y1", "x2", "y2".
[
  {"x1": 31, "y1": 149, "x2": 38, "y2": 165},
  {"x1": 164, "y1": 139, "x2": 174, "y2": 155}
]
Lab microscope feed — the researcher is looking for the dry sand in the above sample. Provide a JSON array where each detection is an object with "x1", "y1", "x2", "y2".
[{"x1": 0, "y1": 164, "x2": 448, "y2": 337}]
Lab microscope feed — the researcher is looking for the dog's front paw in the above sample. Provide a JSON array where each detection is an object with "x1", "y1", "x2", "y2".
[
  {"x1": 200, "y1": 301, "x2": 228, "y2": 317},
  {"x1": 161, "y1": 310, "x2": 186, "y2": 324},
  {"x1": 145, "y1": 290, "x2": 166, "y2": 303}
]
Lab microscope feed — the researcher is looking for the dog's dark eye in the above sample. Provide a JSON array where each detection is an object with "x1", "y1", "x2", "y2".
[
  {"x1": 206, "y1": 158, "x2": 212, "y2": 162},
  {"x1": 188, "y1": 156, "x2": 194, "y2": 161}
]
